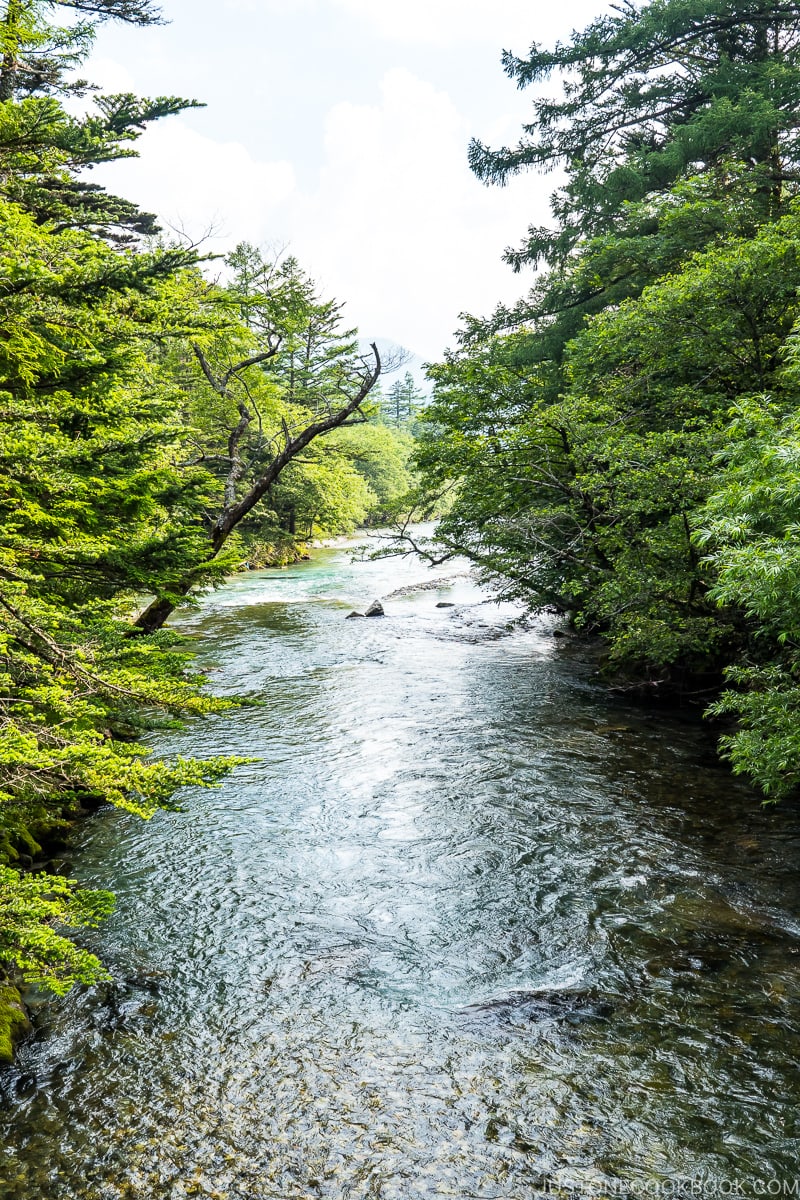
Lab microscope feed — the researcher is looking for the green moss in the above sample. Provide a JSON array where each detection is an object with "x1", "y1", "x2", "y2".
[
  {"x1": 239, "y1": 539, "x2": 311, "y2": 568},
  {"x1": 0, "y1": 984, "x2": 31, "y2": 1064}
]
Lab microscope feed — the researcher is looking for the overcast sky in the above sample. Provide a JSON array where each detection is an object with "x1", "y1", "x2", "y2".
[{"x1": 88, "y1": 0, "x2": 607, "y2": 361}]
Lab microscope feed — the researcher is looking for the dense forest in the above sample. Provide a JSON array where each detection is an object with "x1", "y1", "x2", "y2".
[
  {"x1": 412, "y1": 0, "x2": 800, "y2": 800},
  {"x1": 0, "y1": 0, "x2": 420, "y2": 1042},
  {"x1": 2, "y1": 0, "x2": 800, "y2": 1056}
]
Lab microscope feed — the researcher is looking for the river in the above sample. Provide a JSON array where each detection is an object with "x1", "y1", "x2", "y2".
[{"x1": 1, "y1": 538, "x2": 799, "y2": 1198}]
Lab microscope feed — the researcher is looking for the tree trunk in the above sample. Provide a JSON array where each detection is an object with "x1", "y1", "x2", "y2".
[
  {"x1": 132, "y1": 343, "x2": 381, "y2": 634},
  {"x1": 0, "y1": 0, "x2": 22, "y2": 102},
  {"x1": 133, "y1": 586, "x2": 197, "y2": 636}
]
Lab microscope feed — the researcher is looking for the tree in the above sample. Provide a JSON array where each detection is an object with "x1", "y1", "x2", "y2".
[
  {"x1": 0, "y1": 0, "x2": 391, "y2": 1008},
  {"x1": 332, "y1": 422, "x2": 415, "y2": 523},
  {"x1": 0, "y1": 193, "x2": 250, "y2": 996},
  {"x1": 133, "y1": 247, "x2": 382, "y2": 634},
  {"x1": 1, "y1": 0, "x2": 162, "y2": 103},
  {"x1": 383, "y1": 370, "x2": 425, "y2": 425},
  {"x1": 0, "y1": 0, "x2": 202, "y2": 241},
  {"x1": 414, "y1": 0, "x2": 800, "y2": 795},
  {"x1": 0, "y1": 0, "x2": 239, "y2": 999},
  {"x1": 696, "y1": 381, "x2": 800, "y2": 800},
  {"x1": 471, "y1": 0, "x2": 800, "y2": 270},
  {"x1": 423, "y1": 206, "x2": 800, "y2": 673}
]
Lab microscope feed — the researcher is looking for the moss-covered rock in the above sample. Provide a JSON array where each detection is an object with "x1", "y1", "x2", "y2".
[{"x1": 0, "y1": 984, "x2": 31, "y2": 1064}]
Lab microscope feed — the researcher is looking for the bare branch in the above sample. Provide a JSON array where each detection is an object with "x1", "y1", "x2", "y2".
[
  {"x1": 192, "y1": 342, "x2": 219, "y2": 393},
  {"x1": 222, "y1": 344, "x2": 281, "y2": 386},
  {"x1": 209, "y1": 343, "x2": 382, "y2": 550},
  {"x1": 132, "y1": 343, "x2": 383, "y2": 633}
]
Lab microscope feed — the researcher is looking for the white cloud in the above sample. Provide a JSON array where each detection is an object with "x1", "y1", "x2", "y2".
[
  {"x1": 91, "y1": 62, "x2": 548, "y2": 359},
  {"x1": 86, "y1": 56, "x2": 137, "y2": 93},
  {"x1": 331, "y1": 0, "x2": 600, "y2": 48},
  {"x1": 290, "y1": 68, "x2": 545, "y2": 358},
  {"x1": 94, "y1": 118, "x2": 296, "y2": 247}
]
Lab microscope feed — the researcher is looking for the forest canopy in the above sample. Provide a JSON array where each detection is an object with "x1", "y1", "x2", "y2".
[
  {"x1": 0, "y1": 0, "x2": 416, "y2": 1006},
  {"x1": 414, "y1": 0, "x2": 800, "y2": 802}
]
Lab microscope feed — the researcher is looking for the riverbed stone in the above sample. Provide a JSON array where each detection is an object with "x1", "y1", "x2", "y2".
[
  {"x1": 459, "y1": 987, "x2": 613, "y2": 1030},
  {"x1": 365, "y1": 601, "x2": 385, "y2": 617}
]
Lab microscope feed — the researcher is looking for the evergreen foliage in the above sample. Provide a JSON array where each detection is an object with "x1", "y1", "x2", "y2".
[
  {"x1": 382, "y1": 371, "x2": 426, "y2": 426},
  {"x1": 0, "y1": 194, "x2": 244, "y2": 991},
  {"x1": 470, "y1": 0, "x2": 800, "y2": 267},
  {"x1": 418, "y1": 0, "x2": 800, "y2": 800},
  {"x1": 0, "y1": 1, "x2": 200, "y2": 241},
  {"x1": 0, "y1": 0, "x2": 407, "y2": 1007}
]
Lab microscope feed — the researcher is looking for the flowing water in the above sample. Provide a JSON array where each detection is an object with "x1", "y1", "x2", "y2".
[{"x1": 1, "y1": 539, "x2": 800, "y2": 1199}]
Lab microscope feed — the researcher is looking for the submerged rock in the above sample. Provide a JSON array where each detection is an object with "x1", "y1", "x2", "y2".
[
  {"x1": 365, "y1": 601, "x2": 385, "y2": 618},
  {"x1": 436, "y1": 601, "x2": 456, "y2": 608},
  {"x1": 460, "y1": 987, "x2": 613, "y2": 1030},
  {"x1": 345, "y1": 611, "x2": 365, "y2": 619},
  {"x1": 15, "y1": 1071, "x2": 37, "y2": 1098}
]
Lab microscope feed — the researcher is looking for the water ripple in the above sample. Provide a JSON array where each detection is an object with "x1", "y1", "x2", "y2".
[{"x1": 2, "y1": 538, "x2": 800, "y2": 1197}]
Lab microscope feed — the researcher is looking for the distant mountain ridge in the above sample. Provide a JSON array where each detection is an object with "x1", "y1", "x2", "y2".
[{"x1": 368, "y1": 338, "x2": 431, "y2": 398}]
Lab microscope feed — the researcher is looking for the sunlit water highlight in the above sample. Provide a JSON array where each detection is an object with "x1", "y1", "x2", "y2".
[{"x1": 1, "y1": 537, "x2": 799, "y2": 1198}]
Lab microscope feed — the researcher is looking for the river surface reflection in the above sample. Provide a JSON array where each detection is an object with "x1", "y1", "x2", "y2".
[{"x1": 1, "y1": 538, "x2": 799, "y2": 1198}]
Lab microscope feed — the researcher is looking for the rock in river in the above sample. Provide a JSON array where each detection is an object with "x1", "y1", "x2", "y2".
[{"x1": 459, "y1": 988, "x2": 614, "y2": 1031}]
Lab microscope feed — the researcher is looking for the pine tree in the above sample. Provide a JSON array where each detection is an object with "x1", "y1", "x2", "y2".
[
  {"x1": 0, "y1": 0, "x2": 238, "y2": 1001},
  {"x1": 0, "y1": 0, "x2": 202, "y2": 241},
  {"x1": 470, "y1": 0, "x2": 800, "y2": 270},
  {"x1": 383, "y1": 371, "x2": 424, "y2": 425}
]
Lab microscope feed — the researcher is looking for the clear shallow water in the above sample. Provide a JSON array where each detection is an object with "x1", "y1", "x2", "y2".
[{"x1": 2, "y1": 538, "x2": 800, "y2": 1199}]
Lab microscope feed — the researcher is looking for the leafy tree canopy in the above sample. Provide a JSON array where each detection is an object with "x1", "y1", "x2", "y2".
[
  {"x1": 416, "y1": 0, "x2": 800, "y2": 800},
  {"x1": 471, "y1": 0, "x2": 800, "y2": 268}
]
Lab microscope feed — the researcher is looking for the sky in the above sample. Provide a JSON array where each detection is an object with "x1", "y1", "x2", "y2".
[{"x1": 87, "y1": 0, "x2": 608, "y2": 362}]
